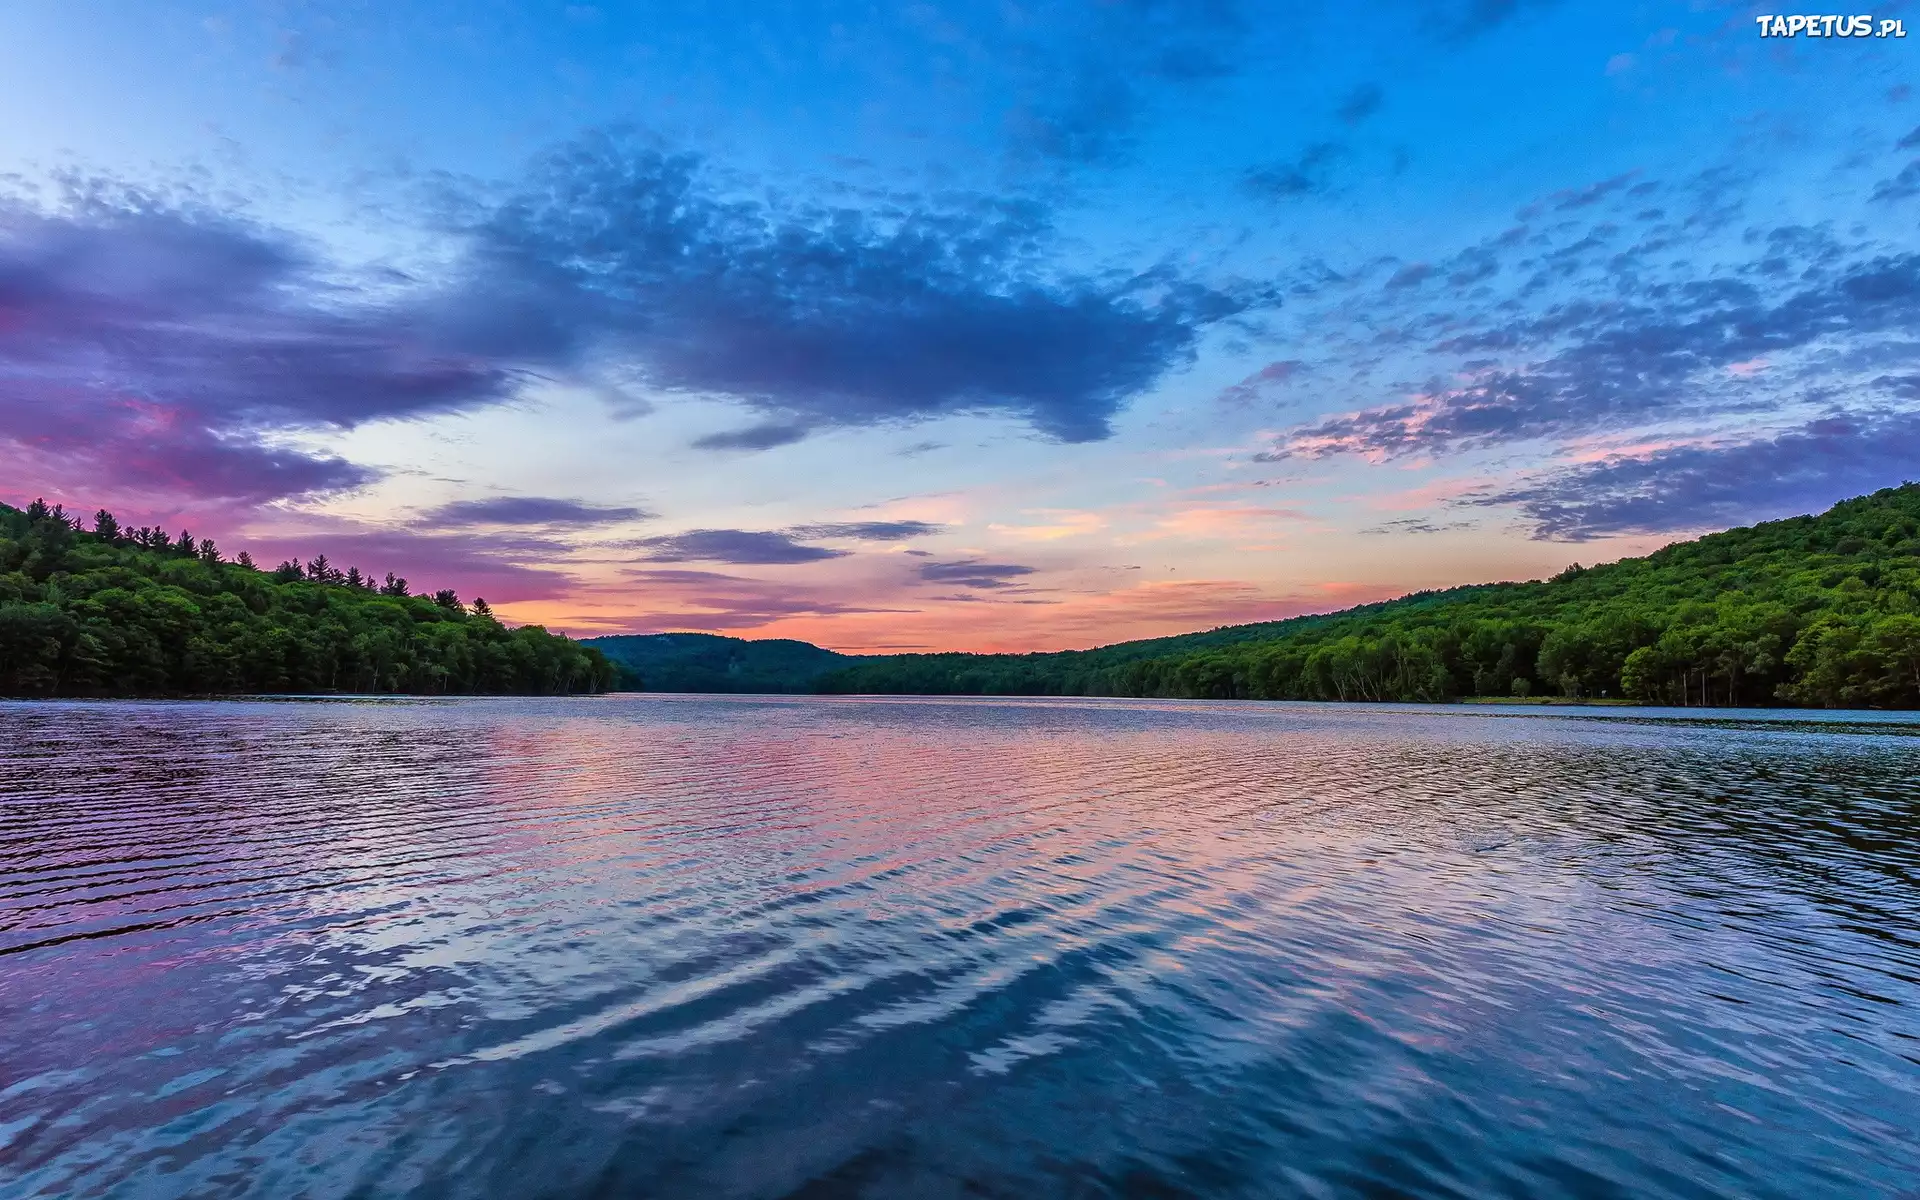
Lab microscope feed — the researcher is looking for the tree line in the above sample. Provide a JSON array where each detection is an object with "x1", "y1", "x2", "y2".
[
  {"x1": 0, "y1": 499, "x2": 614, "y2": 697},
  {"x1": 816, "y1": 484, "x2": 1920, "y2": 709}
]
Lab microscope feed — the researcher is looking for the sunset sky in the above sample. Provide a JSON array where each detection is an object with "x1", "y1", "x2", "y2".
[{"x1": 3, "y1": 1, "x2": 1918, "y2": 651}]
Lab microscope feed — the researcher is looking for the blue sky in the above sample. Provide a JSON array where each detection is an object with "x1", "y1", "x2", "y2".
[{"x1": 3, "y1": 1, "x2": 1917, "y2": 649}]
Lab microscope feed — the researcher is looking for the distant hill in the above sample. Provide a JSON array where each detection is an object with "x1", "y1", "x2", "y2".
[
  {"x1": 585, "y1": 632, "x2": 855, "y2": 693},
  {"x1": 604, "y1": 485, "x2": 1920, "y2": 709}
]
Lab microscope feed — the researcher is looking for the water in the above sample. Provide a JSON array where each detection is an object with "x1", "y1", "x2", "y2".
[{"x1": 2, "y1": 696, "x2": 1917, "y2": 1199}]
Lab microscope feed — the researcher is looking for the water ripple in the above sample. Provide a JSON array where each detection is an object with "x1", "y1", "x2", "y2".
[{"x1": 1, "y1": 695, "x2": 1917, "y2": 1198}]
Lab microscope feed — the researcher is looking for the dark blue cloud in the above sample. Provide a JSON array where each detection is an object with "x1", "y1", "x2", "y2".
[
  {"x1": 690, "y1": 423, "x2": 812, "y2": 452},
  {"x1": 626, "y1": 518, "x2": 940, "y2": 564},
  {"x1": 616, "y1": 568, "x2": 907, "y2": 628},
  {"x1": 1421, "y1": 0, "x2": 1555, "y2": 43},
  {"x1": 999, "y1": 0, "x2": 1248, "y2": 165},
  {"x1": 1266, "y1": 248, "x2": 1920, "y2": 461},
  {"x1": 787, "y1": 521, "x2": 943, "y2": 541},
  {"x1": 1385, "y1": 262, "x2": 1434, "y2": 289},
  {"x1": 1545, "y1": 172, "x2": 1636, "y2": 213},
  {"x1": 1244, "y1": 142, "x2": 1346, "y2": 201},
  {"x1": 1873, "y1": 160, "x2": 1920, "y2": 203},
  {"x1": 0, "y1": 135, "x2": 1264, "y2": 512},
  {"x1": 0, "y1": 188, "x2": 505, "y2": 502},
  {"x1": 1468, "y1": 410, "x2": 1920, "y2": 541},
  {"x1": 461, "y1": 135, "x2": 1262, "y2": 444},
  {"x1": 916, "y1": 559, "x2": 1038, "y2": 588},
  {"x1": 426, "y1": 497, "x2": 651, "y2": 526},
  {"x1": 632, "y1": 529, "x2": 849, "y2": 565},
  {"x1": 1337, "y1": 83, "x2": 1383, "y2": 125}
]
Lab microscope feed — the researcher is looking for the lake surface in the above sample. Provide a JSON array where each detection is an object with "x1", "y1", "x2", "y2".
[{"x1": 2, "y1": 696, "x2": 1917, "y2": 1199}]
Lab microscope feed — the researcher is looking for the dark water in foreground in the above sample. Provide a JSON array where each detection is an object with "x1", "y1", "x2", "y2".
[{"x1": 2, "y1": 697, "x2": 1917, "y2": 1199}]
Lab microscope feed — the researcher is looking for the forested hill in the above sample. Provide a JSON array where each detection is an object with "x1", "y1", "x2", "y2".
[
  {"x1": 815, "y1": 484, "x2": 1920, "y2": 708},
  {"x1": 0, "y1": 499, "x2": 614, "y2": 697},
  {"x1": 584, "y1": 632, "x2": 853, "y2": 693}
]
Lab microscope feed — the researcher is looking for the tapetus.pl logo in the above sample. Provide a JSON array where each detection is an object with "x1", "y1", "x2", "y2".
[{"x1": 1754, "y1": 14, "x2": 1907, "y2": 36}]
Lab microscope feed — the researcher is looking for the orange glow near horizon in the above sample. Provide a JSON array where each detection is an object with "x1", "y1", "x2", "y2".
[{"x1": 496, "y1": 576, "x2": 1415, "y2": 654}]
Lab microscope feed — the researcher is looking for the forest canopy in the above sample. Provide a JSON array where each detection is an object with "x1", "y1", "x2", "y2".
[
  {"x1": 0, "y1": 498, "x2": 613, "y2": 697},
  {"x1": 19, "y1": 484, "x2": 1920, "y2": 706},
  {"x1": 806, "y1": 484, "x2": 1920, "y2": 709}
]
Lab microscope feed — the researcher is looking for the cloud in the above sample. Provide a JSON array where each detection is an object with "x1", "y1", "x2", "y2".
[
  {"x1": 0, "y1": 186, "x2": 508, "y2": 504},
  {"x1": 1467, "y1": 410, "x2": 1920, "y2": 541},
  {"x1": 1421, "y1": 0, "x2": 1553, "y2": 42},
  {"x1": 1264, "y1": 250, "x2": 1920, "y2": 461},
  {"x1": 1336, "y1": 83, "x2": 1383, "y2": 125},
  {"x1": 240, "y1": 527, "x2": 578, "y2": 603},
  {"x1": 916, "y1": 558, "x2": 1039, "y2": 589},
  {"x1": 615, "y1": 518, "x2": 939, "y2": 567},
  {"x1": 1243, "y1": 142, "x2": 1346, "y2": 200},
  {"x1": 0, "y1": 409, "x2": 375, "y2": 509},
  {"x1": 1007, "y1": 71, "x2": 1142, "y2": 167},
  {"x1": 2, "y1": 136, "x2": 1265, "y2": 516},
  {"x1": 1360, "y1": 517, "x2": 1473, "y2": 535},
  {"x1": 631, "y1": 528, "x2": 849, "y2": 564},
  {"x1": 426, "y1": 496, "x2": 650, "y2": 526},
  {"x1": 691, "y1": 422, "x2": 811, "y2": 451},
  {"x1": 785, "y1": 520, "x2": 943, "y2": 541},
  {"x1": 1544, "y1": 172, "x2": 1637, "y2": 212},
  {"x1": 469, "y1": 134, "x2": 1264, "y2": 443},
  {"x1": 1218, "y1": 359, "x2": 1304, "y2": 406},
  {"x1": 1385, "y1": 262, "x2": 1433, "y2": 289},
  {"x1": 1873, "y1": 160, "x2": 1920, "y2": 203},
  {"x1": 1152, "y1": 503, "x2": 1311, "y2": 538},
  {"x1": 613, "y1": 567, "x2": 908, "y2": 630},
  {"x1": 998, "y1": 0, "x2": 1248, "y2": 165}
]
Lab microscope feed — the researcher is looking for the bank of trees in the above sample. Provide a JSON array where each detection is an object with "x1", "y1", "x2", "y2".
[
  {"x1": 818, "y1": 484, "x2": 1920, "y2": 709},
  {"x1": 0, "y1": 499, "x2": 614, "y2": 697}
]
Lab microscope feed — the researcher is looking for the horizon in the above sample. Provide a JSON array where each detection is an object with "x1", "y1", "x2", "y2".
[{"x1": 5, "y1": 3, "x2": 1918, "y2": 654}]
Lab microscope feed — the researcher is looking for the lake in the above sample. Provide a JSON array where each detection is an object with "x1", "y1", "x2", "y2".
[{"x1": 2, "y1": 695, "x2": 1916, "y2": 1198}]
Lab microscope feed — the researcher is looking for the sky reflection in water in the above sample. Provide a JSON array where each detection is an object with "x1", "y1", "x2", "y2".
[{"x1": 2, "y1": 696, "x2": 1917, "y2": 1198}]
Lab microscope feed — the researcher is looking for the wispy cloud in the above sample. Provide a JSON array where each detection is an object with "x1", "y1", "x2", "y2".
[
  {"x1": 786, "y1": 520, "x2": 944, "y2": 541},
  {"x1": 1336, "y1": 82, "x2": 1383, "y2": 124},
  {"x1": 240, "y1": 526, "x2": 579, "y2": 603},
  {"x1": 1262, "y1": 223, "x2": 1920, "y2": 462},
  {"x1": 916, "y1": 558, "x2": 1039, "y2": 589},
  {"x1": 0, "y1": 186, "x2": 505, "y2": 505},
  {"x1": 609, "y1": 568, "x2": 910, "y2": 630},
  {"x1": 426, "y1": 496, "x2": 651, "y2": 526},
  {"x1": 1243, "y1": 141, "x2": 1346, "y2": 200},
  {"x1": 630, "y1": 529, "x2": 850, "y2": 565},
  {"x1": 1467, "y1": 409, "x2": 1920, "y2": 540}
]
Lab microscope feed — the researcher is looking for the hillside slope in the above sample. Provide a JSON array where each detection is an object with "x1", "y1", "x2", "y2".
[
  {"x1": 816, "y1": 484, "x2": 1920, "y2": 708},
  {"x1": 0, "y1": 499, "x2": 614, "y2": 696},
  {"x1": 585, "y1": 632, "x2": 854, "y2": 693}
]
